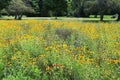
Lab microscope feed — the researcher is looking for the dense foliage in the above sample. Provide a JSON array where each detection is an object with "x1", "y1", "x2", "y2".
[
  {"x1": 0, "y1": 0, "x2": 11, "y2": 10},
  {"x1": 0, "y1": 20, "x2": 119, "y2": 80},
  {"x1": 7, "y1": 0, "x2": 34, "y2": 20},
  {"x1": 0, "y1": 0, "x2": 120, "y2": 20}
]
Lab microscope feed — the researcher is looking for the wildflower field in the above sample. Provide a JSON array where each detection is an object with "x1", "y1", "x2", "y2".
[{"x1": 0, "y1": 20, "x2": 120, "y2": 80}]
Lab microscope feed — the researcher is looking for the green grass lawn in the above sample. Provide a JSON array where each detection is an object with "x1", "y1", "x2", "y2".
[{"x1": 0, "y1": 15, "x2": 117, "y2": 22}]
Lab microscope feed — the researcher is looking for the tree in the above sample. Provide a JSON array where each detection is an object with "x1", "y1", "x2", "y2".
[
  {"x1": 0, "y1": 0, "x2": 11, "y2": 16},
  {"x1": 65, "y1": 0, "x2": 73, "y2": 16},
  {"x1": 97, "y1": 0, "x2": 113, "y2": 21},
  {"x1": 0, "y1": 0, "x2": 11, "y2": 10},
  {"x1": 84, "y1": 0, "x2": 98, "y2": 18},
  {"x1": 72, "y1": 0, "x2": 88, "y2": 17},
  {"x1": 40, "y1": 0, "x2": 67, "y2": 18},
  {"x1": 7, "y1": 0, "x2": 34, "y2": 20},
  {"x1": 38, "y1": 0, "x2": 43, "y2": 16},
  {"x1": 112, "y1": 0, "x2": 120, "y2": 21},
  {"x1": 28, "y1": 0, "x2": 40, "y2": 16}
]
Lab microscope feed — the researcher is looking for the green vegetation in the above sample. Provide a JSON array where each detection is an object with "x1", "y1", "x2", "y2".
[
  {"x1": 0, "y1": 0, "x2": 120, "y2": 21},
  {"x1": 0, "y1": 20, "x2": 120, "y2": 80},
  {"x1": 0, "y1": 0, "x2": 120, "y2": 80}
]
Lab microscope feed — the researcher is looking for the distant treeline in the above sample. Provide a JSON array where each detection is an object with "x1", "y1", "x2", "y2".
[{"x1": 0, "y1": 0, "x2": 120, "y2": 21}]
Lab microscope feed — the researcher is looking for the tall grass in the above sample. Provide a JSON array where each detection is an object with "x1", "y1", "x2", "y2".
[{"x1": 0, "y1": 20, "x2": 119, "y2": 80}]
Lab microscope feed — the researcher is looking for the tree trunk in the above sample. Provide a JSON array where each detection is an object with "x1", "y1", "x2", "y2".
[
  {"x1": 117, "y1": 14, "x2": 120, "y2": 21},
  {"x1": 38, "y1": 0, "x2": 43, "y2": 16},
  {"x1": 94, "y1": 14, "x2": 97, "y2": 18},
  {"x1": 55, "y1": 11, "x2": 58, "y2": 19},
  {"x1": 100, "y1": 14, "x2": 104, "y2": 21},
  {"x1": 14, "y1": 14, "x2": 18, "y2": 20},
  {"x1": 0, "y1": 14, "x2": 1, "y2": 17},
  {"x1": 18, "y1": 14, "x2": 23, "y2": 20},
  {"x1": 55, "y1": 16, "x2": 57, "y2": 19}
]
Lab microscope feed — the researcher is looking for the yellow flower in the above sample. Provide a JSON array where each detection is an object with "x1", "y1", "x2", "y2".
[
  {"x1": 110, "y1": 59, "x2": 120, "y2": 64},
  {"x1": 17, "y1": 51, "x2": 21, "y2": 55},
  {"x1": 33, "y1": 58, "x2": 37, "y2": 61},
  {"x1": 7, "y1": 62, "x2": 12, "y2": 67},
  {"x1": 46, "y1": 66, "x2": 51, "y2": 70},
  {"x1": 32, "y1": 62, "x2": 36, "y2": 65},
  {"x1": 63, "y1": 44, "x2": 67, "y2": 48},
  {"x1": 11, "y1": 56, "x2": 17, "y2": 60},
  {"x1": 77, "y1": 60, "x2": 84, "y2": 63},
  {"x1": 0, "y1": 42, "x2": 2, "y2": 47},
  {"x1": 39, "y1": 54, "x2": 45, "y2": 58},
  {"x1": 13, "y1": 48, "x2": 17, "y2": 51}
]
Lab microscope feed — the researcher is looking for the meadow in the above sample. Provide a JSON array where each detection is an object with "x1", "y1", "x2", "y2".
[{"x1": 0, "y1": 20, "x2": 120, "y2": 80}]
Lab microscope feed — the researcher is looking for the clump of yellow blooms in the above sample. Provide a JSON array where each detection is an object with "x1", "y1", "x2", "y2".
[{"x1": 0, "y1": 20, "x2": 119, "y2": 80}]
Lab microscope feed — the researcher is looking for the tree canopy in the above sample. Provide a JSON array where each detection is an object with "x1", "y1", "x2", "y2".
[
  {"x1": 0, "y1": 0, "x2": 11, "y2": 10},
  {"x1": 0, "y1": 0, "x2": 11, "y2": 16},
  {"x1": 112, "y1": 0, "x2": 120, "y2": 21},
  {"x1": 1, "y1": 0, "x2": 120, "y2": 21},
  {"x1": 7, "y1": 0, "x2": 34, "y2": 20}
]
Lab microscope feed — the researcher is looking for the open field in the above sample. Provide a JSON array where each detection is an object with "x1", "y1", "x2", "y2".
[
  {"x1": 0, "y1": 15, "x2": 117, "y2": 21},
  {"x1": 0, "y1": 20, "x2": 120, "y2": 80}
]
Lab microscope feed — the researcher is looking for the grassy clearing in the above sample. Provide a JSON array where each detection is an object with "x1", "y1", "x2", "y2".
[
  {"x1": 0, "y1": 20, "x2": 120, "y2": 80},
  {"x1": 0, "y1": 15, "x2": 117, "y2": 21}
]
